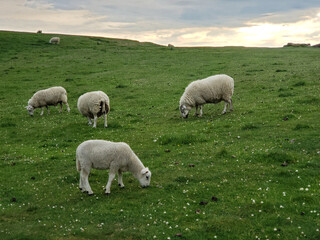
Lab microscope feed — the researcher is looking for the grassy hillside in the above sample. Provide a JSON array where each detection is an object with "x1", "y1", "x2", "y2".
[{"x1": 0, "y1": 31, "x2": 319, "y2": 239}]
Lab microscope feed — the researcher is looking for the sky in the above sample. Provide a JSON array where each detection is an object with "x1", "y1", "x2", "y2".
[{"x1": 1, "y1": 0, "x2": 320, "y2": 47}]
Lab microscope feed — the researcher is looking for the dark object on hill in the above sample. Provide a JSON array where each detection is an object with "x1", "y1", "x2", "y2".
[
  {"x1": 312, "y1": 43, "x2": 320, "y2": 48},
  {"x1": 199, "y1": 201, "x2": 208, "y2": 205},
  {"x1": 283, "y1": 43, "x2": 310, "y2": 47},
  {"x1": 281, "y1": 162, "x2": 288, "y2": 167}
]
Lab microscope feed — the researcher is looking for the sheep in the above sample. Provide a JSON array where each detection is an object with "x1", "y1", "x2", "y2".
[
  {"x1": 49, "y1": 37, "x2": 60, "y2": 44},
  {"x1": 179, "y1": 74, "x2": 234, "y2": 118},
  {"x1": 77, "y1": 91, "x2": 110, "y2": 128},
  {"x1": 76, "y1": 140, "x2": 151, "y2": 195},
  {"x1": 26, "y1": 86, "x2": 70, "y2": 116}
]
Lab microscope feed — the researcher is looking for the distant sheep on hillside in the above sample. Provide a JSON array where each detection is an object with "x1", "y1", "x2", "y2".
[
  {"x1": 77, "y1": 91, "x2": 110, "y2": 128},
  {"x1": 26, "y1": 86, "x2": 70, "y2": 116},
  {"x1": 179, "y1": 74, "x2": 234, "y2": 118},
  {"x1": 49, "y1": 37, "x2": 60, "y2": 44}
]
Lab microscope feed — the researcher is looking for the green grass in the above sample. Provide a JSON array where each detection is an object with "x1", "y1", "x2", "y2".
[{"x1": 0, "y1": 30, "x2": 320, "y2": 239}]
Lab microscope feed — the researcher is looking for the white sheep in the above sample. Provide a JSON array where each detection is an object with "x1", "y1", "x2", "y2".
[
  {"x1": 77, "y1": 91, "x2": 110, "y2": 128},
  {"x1": 179, "y1": 74, "x2": 234, "y2": 118},
  {"x1": 49, "y1": 37, "x2": 60, "y2": 44},
  {"x1": 76, "y1": 140, "x2": 151, "y2": 195},
  {"x1": 26, "y1": 86, "x2": 70, "y2": 116}
]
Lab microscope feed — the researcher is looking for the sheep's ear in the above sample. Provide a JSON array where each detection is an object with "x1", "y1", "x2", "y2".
[{"x1": 141, "y1": 168, "x2": 149, "y2": 175}]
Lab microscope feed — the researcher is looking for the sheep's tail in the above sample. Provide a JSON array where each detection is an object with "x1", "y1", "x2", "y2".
[
  {"x1": 100, "y1": 99, "x2": 109, "y2": 113},
  {"x1": 76, "y1": 157, "x2": 81, "y2": 172}
]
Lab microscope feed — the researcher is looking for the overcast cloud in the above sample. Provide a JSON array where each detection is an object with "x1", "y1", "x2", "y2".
[{"x1": 1, "y1": 0, "x2": 320, "y2": 47}]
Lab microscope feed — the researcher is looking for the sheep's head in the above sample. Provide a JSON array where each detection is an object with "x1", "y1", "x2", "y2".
[
  {"x1": 138, "y1": 167, "x2": 151, "y2": 187},
  {"x1": 25, "y1": 105, "x2": 34, "y2": 116},
  {"x1": 179, "y1": 104, "x2": 191, "y2": 118}
]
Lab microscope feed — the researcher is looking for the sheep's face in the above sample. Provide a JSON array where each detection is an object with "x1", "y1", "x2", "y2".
[
  {"x1": 180, "y1": 104, "x2": 190, "y2": 118},
  {"x1": 26, "y1": 105, "x2": 34, "y2": 116},
  {"x1": 139, "y1": 168, "x2": 151, "y2": 187}
]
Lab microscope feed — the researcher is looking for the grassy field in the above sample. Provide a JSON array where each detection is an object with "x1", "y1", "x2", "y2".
[{"x1": 0, "y1": 30, "x2": 319, "y2": 240}]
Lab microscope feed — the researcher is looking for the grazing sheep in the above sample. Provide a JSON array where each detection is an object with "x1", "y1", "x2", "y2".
[
  {"x1": 77, "y1": 91, "x2": 110, "y2": 128},
  {"x1": 49, "y1": 37, "x2": 60, "y2": 44},
  {"x1": 168, "y1": 44, "x2": 174, "y2": 50},
  {"x1": 179, "y1": 74, "x2": 234, "y2": 118},
  {"x1": 26, "y1": 86, "x2": 70, "y2": 116},
  {"x1": 37, "y1": 30, "x2": 42, "y2": 34},
  {"x1": 76, "y1": 140, "x2": 152, "y2": 195}
]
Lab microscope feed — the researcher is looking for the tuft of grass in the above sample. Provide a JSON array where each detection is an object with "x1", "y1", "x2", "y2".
[
  {"x1": 241, "y1": 123, "x2": 259, "y2": 130},
  {"x1": 293, "y1": 81, "x2": 306, "y2": 87},
  {"x1": 158, "y1": 134, "x2": 206, "y2": 145},
  {"x1": 294, "y1": 123, "x2": 310, "y2": 130},
  {"x1": 279, "y1": 92, "x2": 295, "y2": 97},
  {"x1": 256, "y1": 151, "x2": 295, "y2": 164}
]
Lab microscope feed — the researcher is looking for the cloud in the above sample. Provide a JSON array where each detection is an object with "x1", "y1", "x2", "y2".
[{"x1": 1, "y1": 0, "x2": 320, "y2": 47}]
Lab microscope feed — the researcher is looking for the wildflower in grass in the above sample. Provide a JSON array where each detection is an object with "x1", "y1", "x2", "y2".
[{"x1": 283, "y1": 192, "x2": 286, "y2": 196}]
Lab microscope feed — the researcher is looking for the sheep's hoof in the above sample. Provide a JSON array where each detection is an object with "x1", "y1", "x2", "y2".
[
  {"x1": 118, "y1": 184, "x2": 125, "y2": 188},
  {"x1": 105, "y1": 192, "x2": 111, "y2": 196},
  {"x1": 88, "y1": 193, "x2": 94, "y2": 196},
  {"x1": 79, "y1": 187, "x2": 83, "y2": 191}
]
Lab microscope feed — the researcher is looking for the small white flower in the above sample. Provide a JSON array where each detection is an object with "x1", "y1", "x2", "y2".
[{"x1": 282, "y1": 192, "x2": 286, "y2": 196}]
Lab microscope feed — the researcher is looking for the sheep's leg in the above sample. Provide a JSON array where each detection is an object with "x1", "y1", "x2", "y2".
[
  {"x1": 118, "y1": 170, "x2": 124, "y2": 188},
  {"x1": 46, "y1": 106, "x2": 50, "y2": 115},
  {"x1": 229, "y1": 99, "x2": 233, "y2": 112},
  {"x1": 199, "y1": 105, "x2": 203, "y2": 117},
  {"x1": 222, "y1": 101, "x2": 228, "y2": 114},
  {"x1": 40, "y1": 107, "x2": 45, "y2": 116},
  {"x1": 66, "y1": 103, "x2": 70, "y2": 112},
  {"x1": 104, "y1": 113, "x2": 108, "y2": 128},
  {"x1": 87, "y1": 117, "x2": 92, "y2": 126},
  {"x1": 194, "y1": 105, "x2": 199, "y2": 116},
  {"x1": 79, "y1": 172, "x2": 84, "y2": 191},
  {"x1": 93, "y1": 115, "x2": 98, "y2": 128},
  {"x1": 80, "y1": 168, "x2": 93, "y2": 195},
  {"x1": 105, "y1": 172, "x2": 116, "y2": 195},
  {"x1": 59, "y1": 102, "x2": 63, "y2": 113}
]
